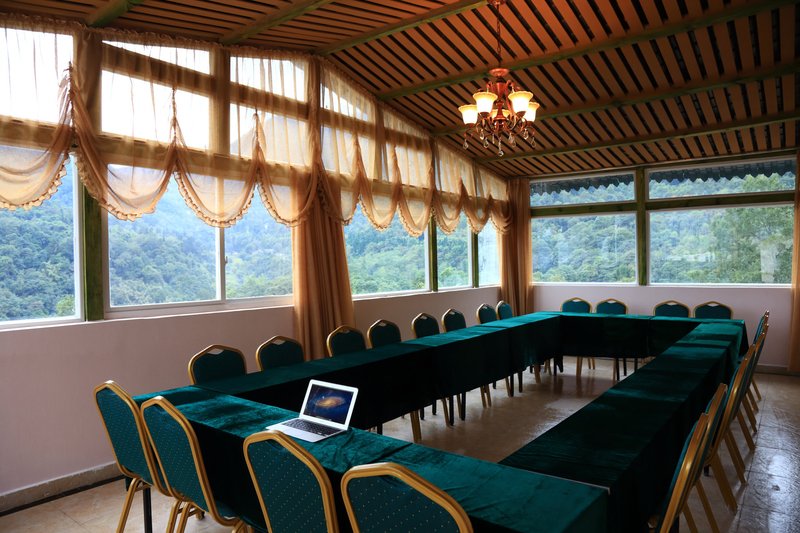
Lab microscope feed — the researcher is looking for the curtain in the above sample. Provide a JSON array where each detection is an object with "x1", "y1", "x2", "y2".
[
  {"x1": 500, "y1": 179, "x2": 532, "y2": 315},
  {"x1": 0, "y1": 20, "x2": 73, "y2": 210},
  {"x1": 789, "y1": 150, "x2": 800, "y2": 372}
]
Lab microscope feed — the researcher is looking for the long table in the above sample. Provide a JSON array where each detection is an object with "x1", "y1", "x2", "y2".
[{"x1": 136, "y1": 312, "x2": 747, "y2": 533}]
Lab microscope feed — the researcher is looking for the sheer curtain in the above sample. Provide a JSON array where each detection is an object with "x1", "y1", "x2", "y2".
[{"x1": 0, "y1": 21, "x2": 73, "y2": 209}]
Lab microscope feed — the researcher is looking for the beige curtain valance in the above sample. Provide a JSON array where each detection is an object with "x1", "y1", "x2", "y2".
[{"x1": 0, "y1": 16, "x2": 510, "y2": 237}]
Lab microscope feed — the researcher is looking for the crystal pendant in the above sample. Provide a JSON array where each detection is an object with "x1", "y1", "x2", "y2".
[
  {"x1": 498, "y1": 148, "x2": 504, "y2": 157},
  {"x1": 463, "y1": 138, "x2": 469, "y2": 149},
  {"x1": 509, "y1": 133, "x2": 516, "y2": 146},
  {"x1": 479, "y1": 130, "x2": 485, "y2": 141},
  {"x1": 522, "y1": 129, "x2": 530, "y2": 140},
  {"x1": 482, "y1": 137, "x2": 490, "y2": 148}
]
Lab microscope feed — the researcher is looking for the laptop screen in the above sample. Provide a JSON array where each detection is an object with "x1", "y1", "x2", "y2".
[{"x1": 302, "y1": 382, "x2": 356, "y2": 425}]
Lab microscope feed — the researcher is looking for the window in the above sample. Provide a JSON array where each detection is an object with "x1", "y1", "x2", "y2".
[
  {"x1": 225, "y1": 200, "x2": 292, "y2": 299},
  {"x1": 107, "y1": 183, "x2": 217, "y2": 307},
  {"x1": 650, "y1": 206, "x2": 794, "y2": 284},
  {"x1": 648, "y1": 160, "x2": 795, "y2": 199},
  {"x1": 532, "y1": 214, "x2": 636, "y2": 283},
  {"x1": 437, "y1": 215, "x2": 470, "y2": 289},
  {"x1": 0, "y1": 159, "x2": 80, "y2": 323},
  {"x1": 478, "y1": 225, "x2": 500, "y2": 286},
  {"x1": 345, "y1": 208, "x2": 428, "y2": 295},
  {"x1": 531, "y1": 173, "x2": 634, "y2": 207}
]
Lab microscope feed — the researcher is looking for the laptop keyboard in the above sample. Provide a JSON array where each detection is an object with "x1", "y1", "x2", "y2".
[{"x1": 282, "y1": 418, "x2": 340, "y2": 436}]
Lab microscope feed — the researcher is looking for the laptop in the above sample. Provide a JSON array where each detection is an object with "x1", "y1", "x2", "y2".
[{"x1": 267, "y1": 379, "x2": 359, "y2": 442}]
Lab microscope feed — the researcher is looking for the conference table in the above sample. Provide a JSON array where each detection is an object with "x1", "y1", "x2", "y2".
[{"x1": 135, "y1": 312, "x2": 747, "y2": 533}]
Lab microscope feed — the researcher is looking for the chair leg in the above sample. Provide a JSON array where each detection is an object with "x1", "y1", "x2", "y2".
[
  {"x1": 116, "y1": 478, "x2": 142, "y2": 533},
  {"x1": 695, "y1": 479, "x2": 720, "y2": 533},
  {"x1": 709, "y1": 453, "x2": 738, "y2": 511},
  {"x1": 724, "y1": 431, "x2": 747, "y2": 484},
  {"x1": 746, "y1": 388, "x2": 759, "y2": 412},
  {"x1": 590, "y1": 357, "x2": 596, "y2": 369},
  {"x1": 440, "y1": 398, "x2": 452, "y2": 427},
  {"x1": 485, "y1": 385, "x2": 493, "y2": 406},
  {"x1": 576, "y1": 357, "x2": 583, "y2": 378},
  {"x1": 479, "y1": 387, "x2": 487, "y2": 408},
  {"x1": 533, "y1": 364, "x2": 541, "y2": 383},
  {"x1": 613, "y1": 358, "x2": 620, "y2": 381},
  {"x1": 431, "y1": 400, "x2": 437, "y2": 415},
  {"x1": 751, "y1": 377, "x2": 762, "y2": 401},
  {"x1": 622, "y1": 357, "x2": 628, "y2": 376},
  {"x1": 504, "y1": 376, "x2": 513, "y2": 397},
  {"x1": 175, "y1": 502, "x2": 193, "y2": 533},
  {"x1": 736, "y1": 411, "x2": 756, "y2": 451},
  {"x1": 742, "y1": 395, "x2": 758, "y2": 434},
  {"x1": 683, "y1": 505, "x2": 699, "y2": 533},
  {"x1": 419, "y1": 407, "x2": 424, "y2": 420},
  {"x1": 410, "y1": 410, "x2": 422, "y2": 443},
  {"x1": 518, "y1": 371, "x2": 523, "y2": 393}
]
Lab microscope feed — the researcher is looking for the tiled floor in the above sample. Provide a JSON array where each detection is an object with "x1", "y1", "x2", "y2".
[{"x1": 1, "y1": 359, "x2": 798, "y2": 532}]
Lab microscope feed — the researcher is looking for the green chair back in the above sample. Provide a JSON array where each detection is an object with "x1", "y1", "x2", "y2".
[
  {"x1": 94, "y1": 381, "x2": 161, "y2": 490},
  {"x1": 653, "y1": 300, "x2": 690, "y2": 318},
  {"x1": 188, "y1": 345, "x2": 246, "y2": 385},
  {"x1": 412, "y1": 313, "x2": 440, "y2": 338},
  {"x1": 244, "y1": 431, "x2": 338, "y2": 533},
  {"x1": 327, "y1": 326, "x2": 367, "y2": 357},
  {"x1": 256, "y1": 336, "x2": 304, "y2": 371},
  {"x1": 596, "y1": 299, "x2": 627, "y2": 315},
  {"x1": 342, "y1": 463, "x2": 472, "y2": 533},
  {"x1": 561, "y1": 298, "x2": 591, "y2": 313},
  {"x1": 141, "y1": 398, "x2": 209, "y2": 512},
  {"x1": 496, "y1": 301, "x2": 513, "y2": 320},
  {"x1": 368, "y1": 320, "x2": 402, "y2": 348},
  {"x1": 693, "y1": 301, "x2": 732, "y2": 319},
  {"x1": 476, "y1": 304, "x2": 497, "y2": 324},
  {"x1": 441, "y1": 309, "x2": 466, "y2": 332}
]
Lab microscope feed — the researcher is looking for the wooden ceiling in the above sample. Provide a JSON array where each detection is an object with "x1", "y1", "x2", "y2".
[{"x1": 3, "y1": 0, "x2": 798, "y2": 178}]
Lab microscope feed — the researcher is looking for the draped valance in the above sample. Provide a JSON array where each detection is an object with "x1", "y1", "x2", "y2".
[{"x1": 0, "y1": 15, "x2": 510, "y2": 236}]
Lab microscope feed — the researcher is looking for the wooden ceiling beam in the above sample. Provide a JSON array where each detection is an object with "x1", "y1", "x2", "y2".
[
  {"x1": 378, "y1": 0, "x2": 795, "y2": 101},
  {"x1": 478, "y1": 110, "x2": 800, "y2": 163},
  {"x1": 86, "y1": 0, "x2": 146, "y2": 27},
  {"x1": 316, "y1": 0, "x2": 485, "y2": 55},
  {"x1": 431, "y1": 60, "x2": 800, "y2": 136},
  {"x1": 220, "y1": 0, "x2": 335, "y2": 45}
]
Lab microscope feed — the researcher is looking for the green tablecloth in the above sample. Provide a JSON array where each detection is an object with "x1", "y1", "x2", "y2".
[
  {"x1": 500, "y1": 320, "x2": 746, "y2": 533},
  {"x1": 134, "y1": 388, "x2": 608, "y2": 533}
]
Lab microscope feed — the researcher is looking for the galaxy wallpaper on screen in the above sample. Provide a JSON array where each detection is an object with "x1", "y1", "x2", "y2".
[{"x1": 304, "y1": 385, "x2": 353, "y2": 423}]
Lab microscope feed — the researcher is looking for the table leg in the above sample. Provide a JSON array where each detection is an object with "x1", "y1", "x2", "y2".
[
  {"x1": 448, "y1": 396, "x2": 455, "y2": 426},
  {"x1": 143, "y1": 487, "x2": 152, "y2": 533}
]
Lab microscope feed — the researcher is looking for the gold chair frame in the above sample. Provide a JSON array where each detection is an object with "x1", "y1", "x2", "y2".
[
  {"x1": 326, "y1": 325, "x2": 366, "y2": 358},
  {"x1": 692, "y1": 301, "x2": 733, "y2": 319},
  {"x1": 188, "y1": 344, "x2": 247, "y2": 385},
  {"x1": 341, "y1": 462, "x2": 473, "y2": 533},
  {"x1": 243, "y1": 430, "x2": 339, "y2": 533},
  {"x1": 366, "y1": 319, "x2": 401, "y2": 349},
  {"x1": 255, "y1": 335, "x2": 304, "y2": 371},
  {"x1": 94, "y1": 381, "x2": 198, "y2": 533},
  {"x1": 652, "y1": 300, "x2": 690, "y2": 316},
  {"x1": 495, "y1": 300, "x2": 512, "y2": 318},
  {"x1": 141, "y1": 396, "x2": 247, "y2": 533}
]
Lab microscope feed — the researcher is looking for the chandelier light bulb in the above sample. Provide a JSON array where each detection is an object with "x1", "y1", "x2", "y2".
[
  {"x1": 524, "y1": 101, "x2": 540, "y2": 122},
  {"x1": 473, "y1": 91, "x2": 498, "y2": 115},
  {"x1": 458, "y1": 104, "x2": 478, "y2": 126},
  {"x1": 508, "y1": 90, "x2": 533, "y2": 114}
]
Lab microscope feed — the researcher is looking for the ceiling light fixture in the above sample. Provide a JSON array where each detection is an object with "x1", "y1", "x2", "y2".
[{"x1": 458, "y1": 0, "x2": 539, "y2": 157}]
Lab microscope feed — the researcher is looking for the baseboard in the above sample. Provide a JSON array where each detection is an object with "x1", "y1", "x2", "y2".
[
  {"x1": 0, "y1": 463, "x2": 120, "y2": 515},
  {"x1": 755, "y1": 364, "x2": 799, "y2": 376}
]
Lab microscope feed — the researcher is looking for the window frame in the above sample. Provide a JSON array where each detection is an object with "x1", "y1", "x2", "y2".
[{"x1": 530, "y1": 154, "x2": 796, "y2": 287}]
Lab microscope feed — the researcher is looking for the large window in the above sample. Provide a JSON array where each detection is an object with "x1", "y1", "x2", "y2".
[
  {"x1": 531, "y1": 173, "x2": 634, "y2": 207},
  {"x1": 478, "y1": 224, "x2": 500, "y2": 286},
  {"x1": 437, "y1": 215, "x2": 470, "y2": 289},
  {"x1": 0, "y1": 160, "x2": 80, "y2": 323},
  {"x1": 532, "y1": 214, "x2": 636, "y2": 283},
  {"x1": 345, "y1": 208, "x2": 427, "y2": 295}
]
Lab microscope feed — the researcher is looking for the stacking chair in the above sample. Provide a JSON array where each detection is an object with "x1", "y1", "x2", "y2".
[
  {"x1": 477, "y1": 303, "x2": 513, "y2": 397},
  {"x1": 244, "y1": 430, "x2": 339, "y2": 533},
  {"x1": 369, "y1": 319, "x2": 448, "y2": 442},
  {"x1": 94, "y1": 381, "x2": 198, "y2": 533},
  {"x1": 341, "y1": 462, "x2": 473, "y2": 533},
  {"x1": 495, "y1": 300, "x2": 513, "y2": 320},
  {"x1": 652, "y1": 413, "x2": 711, "y2": 533},
  {"x1": 561, "y1": 298, "x2": 595, "y2": 374},
  {"x1": 256, "y1": 335, "x2": 304, "y2": 371},
  {"x1": 738, "y1": 326, "x2": 769, "y2": 442},
  {"x1": 596, "y1": 298, "x2": 631, "y2": 380},
  {"x1": 409, "y1": 313, "x2": 454, "y2": 427},
  {"x1": 476, "y1": 303, "x2": 497, "y2": 324},
  {"x1": 438, "y1": 309, "x2": 492, "y2": 418},
  {"x1": 693, "y1": 301, "x2": 733, "y2": 319},
  {"x1": 653, "y1": 300, "x2": 690, "y2": 318},
  {"x1": 367, "y1": 319, "x2": 402, "y2": 348},
  {"x1": 141, "y1": 396, "x2": 247, "y2": 533},
  {"x1": 326, "y1": 325, "x2": 367, "y2": 357},
  {"x1": 745, "y1": 311, "x2": 769, "y2": 403},
  {"x1": 188, "y1": 345, "x2": 247, "y2": 385}
]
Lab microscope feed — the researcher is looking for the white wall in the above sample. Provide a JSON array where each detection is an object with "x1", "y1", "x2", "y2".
[
  {"x1": 532, "y1": 284, "x2": 791, "y2": 367},
  {"x1": 0, "y1": 287, "x2": 499, "y2": 506}
]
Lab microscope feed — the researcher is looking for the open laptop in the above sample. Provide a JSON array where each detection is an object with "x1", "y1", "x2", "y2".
[{"x1": 267, "y1": 379, "x2": 359, "y2": 442}]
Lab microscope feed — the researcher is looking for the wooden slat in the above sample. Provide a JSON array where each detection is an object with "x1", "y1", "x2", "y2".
[{"x1": 220, "y1": 0, "x2": 335, "y2": 45}]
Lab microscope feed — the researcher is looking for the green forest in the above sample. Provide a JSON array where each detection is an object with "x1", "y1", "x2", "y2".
[{"x1": 531, "y1": 170, "x2": 795, "y2": 284}]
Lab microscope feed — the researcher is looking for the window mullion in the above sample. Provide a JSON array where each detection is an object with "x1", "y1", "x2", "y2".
[{"x1": 635, "y1": 168, "x2": 648, "y2": 286}]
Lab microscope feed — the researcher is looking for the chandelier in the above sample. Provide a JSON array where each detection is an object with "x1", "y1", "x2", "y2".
[{"x1": 458, "y1": 0, "x2": 540, "y2": 157}]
